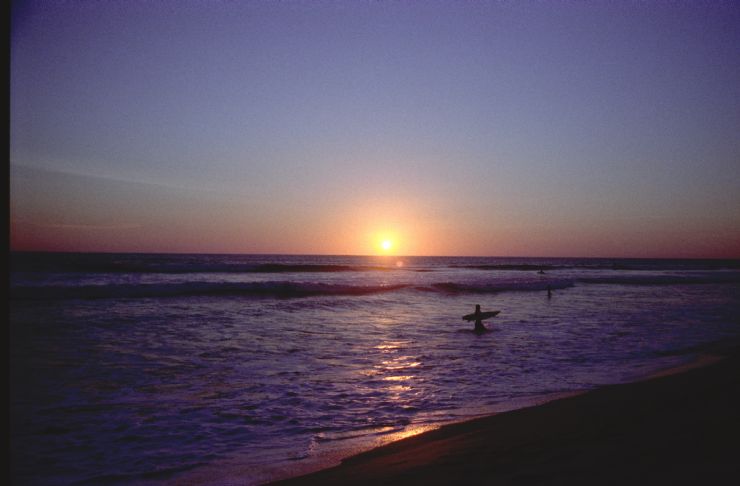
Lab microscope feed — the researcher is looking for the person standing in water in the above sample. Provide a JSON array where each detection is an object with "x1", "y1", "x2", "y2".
[
  {"x1": 473, "y1": 304, "x2": 486, "y2": 333},
  {"x1": 464, "y1": 305, "x2": 500, "y2": 333}
]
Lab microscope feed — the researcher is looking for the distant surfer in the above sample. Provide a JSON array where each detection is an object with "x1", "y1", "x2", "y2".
[
  {"x1": 538, "y1": 269, "x2": 546, "y2": 275},
  {"x1": 463, "y1": 304, "x2": 500, "y2": 333},
  {"x1": 547, "y1": 285, "x2": 552, "y2": 299}
]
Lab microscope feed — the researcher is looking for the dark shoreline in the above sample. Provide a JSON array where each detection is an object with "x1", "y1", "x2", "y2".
[{"x1": 274, "y1": 346, "x2": 740, "y2": 485}]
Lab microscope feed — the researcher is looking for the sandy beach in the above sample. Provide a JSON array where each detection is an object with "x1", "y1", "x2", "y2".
[{"x1": 276, "y1": 346, "x2": 740, "y2": 485}]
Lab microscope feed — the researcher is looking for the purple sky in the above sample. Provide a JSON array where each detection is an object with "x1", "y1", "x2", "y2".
[{"x1": 10, "y1": 1, "x2": 740, "y2": 257}]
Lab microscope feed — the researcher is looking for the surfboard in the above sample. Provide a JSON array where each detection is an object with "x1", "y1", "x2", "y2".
[{"x1": 462, "y1": 310, "x2": 500, "y2": 322}]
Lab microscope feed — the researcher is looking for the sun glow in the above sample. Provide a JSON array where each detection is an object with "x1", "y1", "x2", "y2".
[{"x1": 375, "y1": 234, "x2": 397, "y2": 254}]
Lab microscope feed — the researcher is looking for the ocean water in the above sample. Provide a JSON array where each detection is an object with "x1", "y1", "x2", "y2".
[{"x1": 10, "y1": 253, "x2": 740, "y2": 485}]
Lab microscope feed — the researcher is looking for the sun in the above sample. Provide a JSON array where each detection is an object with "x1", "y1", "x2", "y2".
[{"x1": 372, "y1": 231, "x2": 400, "y2": 255}]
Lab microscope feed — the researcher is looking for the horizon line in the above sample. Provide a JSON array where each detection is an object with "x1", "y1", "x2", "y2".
[{"x1": 9, "y1": 249, "x2": 740, "y2": 261}]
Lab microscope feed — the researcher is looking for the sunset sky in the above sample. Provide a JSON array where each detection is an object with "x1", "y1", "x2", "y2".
[{"x1": 10, "y1": 1, "x2": 740, "y2": 257}]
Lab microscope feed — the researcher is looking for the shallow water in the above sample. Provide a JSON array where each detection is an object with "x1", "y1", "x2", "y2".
[{"x1": 10, "y1": 254, "x2": 740, "y2": 484}]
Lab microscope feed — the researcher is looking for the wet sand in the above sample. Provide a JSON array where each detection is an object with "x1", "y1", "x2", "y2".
[{"x1": 275, "y1": 347, "x2": 740, "y2": 485}]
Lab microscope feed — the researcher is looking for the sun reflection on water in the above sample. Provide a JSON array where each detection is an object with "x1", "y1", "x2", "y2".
[
  {"x1": 386, "y1": 384, "x2": 412, "y2": 392},
  {"x1": 379, "y1": 358, "x2": 421, "y2": 370},
  {"x1": 382, "y1": 375, "x2": 414, "y2": 382},
  {"x1": 374, "y1": 341, "x2": 410, "y2": 352}
]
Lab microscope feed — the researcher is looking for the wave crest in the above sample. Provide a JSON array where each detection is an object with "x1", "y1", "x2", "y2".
[
  {"x1": 577, "y1": 274, "x2": 740, "y2": 286},
  {"x1": 428, "y1": 280, "x2": 574, "y2": 294},
  {"x1": 10, "y1": 281, "x2": 409, "y2": 300}
]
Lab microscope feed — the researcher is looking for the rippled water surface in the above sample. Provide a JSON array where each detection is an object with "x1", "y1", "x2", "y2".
[{"x1": 10, "y1": 254, "x2": 740, "y2": 484}]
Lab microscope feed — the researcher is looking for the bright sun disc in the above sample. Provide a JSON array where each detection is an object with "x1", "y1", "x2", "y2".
[{"x1": 381, "y1": 240, "x2": 393, "y2": 251}]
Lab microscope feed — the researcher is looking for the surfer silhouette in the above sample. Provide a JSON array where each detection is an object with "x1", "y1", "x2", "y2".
[
  {"x1": 462, "y1": 304, "x2": 500, "y2": 333},
  {"x1": 472, "y1": 304, "x2": 485, "y2": 333},
  {"x1": 547, "y1": 286, "x2": 552, "y2": 299}
]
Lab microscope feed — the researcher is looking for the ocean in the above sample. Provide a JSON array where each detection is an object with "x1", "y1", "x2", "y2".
[{"x1": 10, "y1": 252, "x2": 740, "y2": 485}]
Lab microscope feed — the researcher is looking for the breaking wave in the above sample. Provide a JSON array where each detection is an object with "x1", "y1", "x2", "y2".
[
  {"x1": 576, "y1": 274, "x2": 740, "y2": 286},
  {"x1": 449, "y1": 264, "x2": 558, "y2": 271},
  {"x1": 11, "y1": 275, "x2": 739, "y2": 301},
  {"x1": 427, "y1": 279, "x2": 575, "y2": 294},
  {"x1": 10, "y1": 281, "x2": 410, "y2": 300}
]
